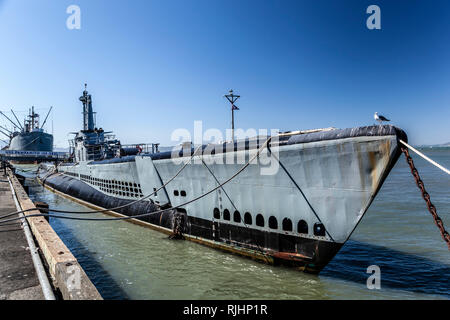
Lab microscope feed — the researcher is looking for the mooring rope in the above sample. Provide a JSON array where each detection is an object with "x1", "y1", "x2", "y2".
[{"x1": 399, "y1": 140, "x2": 450, "y2": 175}]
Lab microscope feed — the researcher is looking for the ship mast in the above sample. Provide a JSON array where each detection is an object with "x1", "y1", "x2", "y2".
[
  {"x1": 0, "y1": 111, "x2": 21, "y2": 131},
  {"x1": 79, "y1": 83, "x2": 95, "y2": 131},
  {"x1": 10, "y1": 110, "x2": 24, "y2": 131},
  {"x1": 224, "y1": 89, "x2": 240, "y2": 143},
  {"x1": 40, "y1": 106, "x2": 53, "y2": 130},
  {"x1": 30, "y1": 106, "x2": 37, "y2": 130}
]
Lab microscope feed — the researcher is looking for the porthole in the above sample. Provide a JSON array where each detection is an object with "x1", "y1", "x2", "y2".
[
  {"x1": 256, "y1": 214, "x2": 264, "y2": 227},
  {"x1": 174, "y1": 190, "x2": 179, "y2": 196},
  {"x1": 282, "y1": 218, "x2": 293, "y2": 231},
  {"x1": 244, "y1": 212, "x2": 252, "y2": 225},
  {"x1": 180, "y1": 190, "x2": 186, "y2": 197},
  {"x1": 268, "y1": 216, "x2": 278, "y2": 229},
  {"x1": 233, "y1": 211, "x2": 241, "y2": 223},
  {"x1": 297, "y1": 220, "x2": 308, "y2": 234}
]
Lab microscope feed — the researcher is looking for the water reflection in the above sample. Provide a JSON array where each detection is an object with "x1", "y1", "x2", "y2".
[{"x1": 323, "y1": 240, "x2": 450, "y2": 298}]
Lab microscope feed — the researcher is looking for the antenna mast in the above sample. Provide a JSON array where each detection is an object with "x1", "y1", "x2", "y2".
[{"x1": 224, "y1": 89, "x2": 240, "y2": 143}]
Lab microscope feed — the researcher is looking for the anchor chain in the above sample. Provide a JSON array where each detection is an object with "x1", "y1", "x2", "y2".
[
  {"x1": 401, "y1": 146, "x2": 450, "y2": 250},
  {"x1": 169, "y1": 212, "x2": 185, "y2": 240}
]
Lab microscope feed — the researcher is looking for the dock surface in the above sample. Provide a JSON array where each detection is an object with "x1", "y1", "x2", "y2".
[{"x1": 0, "y1": 171, "x2": 44, "y2": 300}]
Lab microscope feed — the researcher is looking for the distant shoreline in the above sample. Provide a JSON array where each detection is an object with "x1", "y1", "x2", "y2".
[{"x1": 416, "y1": 145, "x2": 450, "y2": 149}]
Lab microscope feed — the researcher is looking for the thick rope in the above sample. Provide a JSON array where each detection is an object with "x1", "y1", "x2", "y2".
[{"x1": 399, "y1": 140, "x2": 450, "y2": 175}]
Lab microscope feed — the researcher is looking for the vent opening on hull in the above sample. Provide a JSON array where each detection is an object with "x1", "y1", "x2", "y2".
[
  {"x1": 233, "y1": 211, "x2": 241, "y2": 223},
  {"x1": 244, "y1": 212, "x2": 252, "y2": 225},
  {"x1": 213, "y1": 208, "x2": 220, "y2": 219},
  {"x1": 256, "y1": 214, "x2": 264, "y2": 227},
  {"x1": 298, "y1": 220, "x2": 308, "y2": 234},
  {"x1": 223, "y1": 209, "x2": 230, "y2": 221},
  {"x1": 314, "y1": 223, "x2": 326, "y2": 236},
  {"x1": 282, "y1": 218, "x2": 293, "y2": 232},
  {"x1": 268, "y1": 216, "x2": 278, "y2": 229}
]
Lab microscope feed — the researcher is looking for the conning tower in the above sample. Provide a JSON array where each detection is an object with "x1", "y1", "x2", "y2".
[{"x1": 70, "y1": 84, "x2": 120, "y2": 162}]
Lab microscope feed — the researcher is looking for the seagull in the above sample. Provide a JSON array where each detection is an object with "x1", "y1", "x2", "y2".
[{"x1": 374, "y1": 112, "x2": 390, "y2": 125}]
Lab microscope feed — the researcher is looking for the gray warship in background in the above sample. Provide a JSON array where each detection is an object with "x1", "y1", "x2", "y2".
[
  {"x1": 0, "y1": 106, "x2": 53, "y2": 153},
  {"x1": 38, "y1": 85, "x2": 407, "y2": 274}
]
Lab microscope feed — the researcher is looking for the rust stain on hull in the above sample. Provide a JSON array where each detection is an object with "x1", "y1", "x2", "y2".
[
  {"x1": 369, "y1": 139, "x2": 392, "y2": 192},
  {"x1": 355, "y1": 143, "x2": 366, "y2": 191}
]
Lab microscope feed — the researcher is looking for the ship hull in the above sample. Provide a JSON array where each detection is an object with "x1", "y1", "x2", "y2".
[
  {"x1": 9, "y1": 131, "x2": 53, "y2": 152},
  {"x1": 39, "y1": 125, "x2": 407, "y2": 274},
  {"x1": 7, "y1": 131, "x2": 53, "y2": 164}
]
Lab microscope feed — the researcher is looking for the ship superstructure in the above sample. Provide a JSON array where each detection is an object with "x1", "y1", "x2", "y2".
[
  {"x1": 1, "y1": 107, "x2": 53, "y2": 152},
  {"x1": 39, "y1": 86, "x2": 407, "y2": 274},
  {"x1": 69, "y1": 85, "x2": 120, "y2": 161}
]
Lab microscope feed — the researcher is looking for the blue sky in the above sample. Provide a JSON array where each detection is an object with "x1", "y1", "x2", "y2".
[{"x1": 0, "y1": 0, "x2": 449, "y2": 147}]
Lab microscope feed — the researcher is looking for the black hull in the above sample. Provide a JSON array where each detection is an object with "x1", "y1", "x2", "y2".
[{"x1": 40, "y1": 172, "x2": 343, "y2": 274}]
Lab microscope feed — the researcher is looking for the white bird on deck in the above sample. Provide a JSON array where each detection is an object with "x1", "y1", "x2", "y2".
[{"x1": 374, "y1": 112, "x2": 390, "y2": 125}]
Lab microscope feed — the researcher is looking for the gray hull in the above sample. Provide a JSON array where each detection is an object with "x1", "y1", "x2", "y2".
[
  {"x1": 8, "y1": 131, "x2": 53, "y2": 152},
  {"x1": 44, "y1": 125, "x2": 406, "y2": 273}
]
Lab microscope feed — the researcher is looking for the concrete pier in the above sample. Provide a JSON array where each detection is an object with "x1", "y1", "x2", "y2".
[
  {"x1": 0, "y1": 167, "x2": 102, "y2": 300},
  {"x1": 0, "y1": 171, "x2": 44, "y2": 300}
]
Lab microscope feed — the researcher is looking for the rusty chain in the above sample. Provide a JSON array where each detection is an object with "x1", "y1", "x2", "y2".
[{"x1": 401, "y1": 146, "x2": 450, "y2": 250}]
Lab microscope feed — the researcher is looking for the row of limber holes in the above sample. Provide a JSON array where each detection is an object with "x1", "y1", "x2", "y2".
[
  {"x1": 62, "y1": 170, "x2": 325, "y2": 236},
  {"x1": 81, "y1": 174, "x2": 144, "y2": 198},
  {"x1": 213, "y1": 208, "x2": 326, "y2": 237},
  {"x1": 63, "y1": 171, "x2": 145, "y2": 198}
]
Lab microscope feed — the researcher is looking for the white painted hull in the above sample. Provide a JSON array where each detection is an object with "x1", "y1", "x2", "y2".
[{"x1": 48, "y1": 125, "x2": 405, "y2": 272}]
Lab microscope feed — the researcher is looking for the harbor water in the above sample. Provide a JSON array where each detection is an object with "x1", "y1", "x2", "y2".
[{"x1": 18, "y1": 148, "x2": 450, "y2": 299}]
